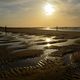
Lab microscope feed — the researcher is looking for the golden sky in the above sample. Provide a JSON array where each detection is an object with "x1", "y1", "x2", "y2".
[{"x1": 0, "y1": 0, "x2": 80, "y2": 27}]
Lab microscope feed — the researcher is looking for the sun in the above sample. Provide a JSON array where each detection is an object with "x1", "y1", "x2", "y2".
[{"x1": 43, "y1": 3, "x2": 55, "y2": 15}]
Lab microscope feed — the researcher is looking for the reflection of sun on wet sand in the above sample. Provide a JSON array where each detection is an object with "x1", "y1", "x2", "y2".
[{"x1": 0, "y1": 28, "x2": 80, "y2": 80}]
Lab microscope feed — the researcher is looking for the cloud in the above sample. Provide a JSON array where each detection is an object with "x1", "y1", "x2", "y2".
[
  {"x1": 49, "y1": 0, "x2": 80, "y2": 18},
  {"x1": 0, "y1": 0, "x2": 80, "y2": 18},
  {"x1": 0, "y1": 0, "x2": 34, "y2": 16},
  {"x1": 0, "y1": 0, "x2": 80, "y2": 26},
  {"x1": 0, "y1": 0, "x2": 43, "y2": 22}
]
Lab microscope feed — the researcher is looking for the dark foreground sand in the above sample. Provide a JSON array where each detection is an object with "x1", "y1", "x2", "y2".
[{"x1": 0, "y1": 29, "x2": 80, "y2": 80}]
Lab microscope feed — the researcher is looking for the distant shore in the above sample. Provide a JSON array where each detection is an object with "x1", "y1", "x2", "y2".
[{"x1": 0, "y1": 27, "x2": 80, "y2": 38}]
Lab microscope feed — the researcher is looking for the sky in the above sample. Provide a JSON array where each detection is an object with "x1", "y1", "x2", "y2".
[{"x1": 0, "y1": 0, "x2": 80, "y2": 27}]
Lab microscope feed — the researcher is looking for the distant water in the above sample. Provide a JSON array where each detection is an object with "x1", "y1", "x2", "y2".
[
  {"x1": 39, "y1": 28, "x2": 80, "y2": 32},
  {"x1": 57, "y1": 29, "x2": 80, "y2": 32}
]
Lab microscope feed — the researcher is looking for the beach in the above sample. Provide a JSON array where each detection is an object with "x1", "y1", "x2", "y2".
[{"x1": 0, "y1": 27, "x2": 80, "y2": 80}]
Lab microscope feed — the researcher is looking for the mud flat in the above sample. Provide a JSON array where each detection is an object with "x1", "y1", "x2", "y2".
[
  {"x1": 12, "y1": 49, "x2": 43, "y2": 58},
  {"x1": 0, "y1": 30, "x2": 80, "y2": 80}
]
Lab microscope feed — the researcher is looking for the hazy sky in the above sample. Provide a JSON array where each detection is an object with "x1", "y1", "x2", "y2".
[{"x1": 0, "y1": 0, "x2": 80, "y2": 27}]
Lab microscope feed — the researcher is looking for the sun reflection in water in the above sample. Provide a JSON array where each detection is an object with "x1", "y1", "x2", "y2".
[
  {"x1": 45, "y1": 38, "x2": 52, "y2": 47},
  {"x1": 45, "y1": 27, "x2": 51, "y2": 30},
  {"x1": 45, "y1": 38, "x2": 51, "y2": 42},
  {"x1": 46, "y1": 43, "x2": 51, "y2": 47}
]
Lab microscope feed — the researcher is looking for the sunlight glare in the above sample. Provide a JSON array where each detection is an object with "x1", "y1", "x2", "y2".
[
  {"x1": 43, "y1": 3, "x2": 55, "y2": 15},
  {"x1": 45, "y1": 27, "x2": 51, "y2": 30},
  {"x1": 46, "y1": 38, "x2": 51, "y2": 42},
  {"x1": 46, "y1": 43, "x2": 51, "y2": 47}
]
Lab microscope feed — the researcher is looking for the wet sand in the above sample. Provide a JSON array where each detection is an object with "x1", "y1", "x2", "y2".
[{"x1": 0, "y1": 29, "x2": 80, "y2": 80}]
